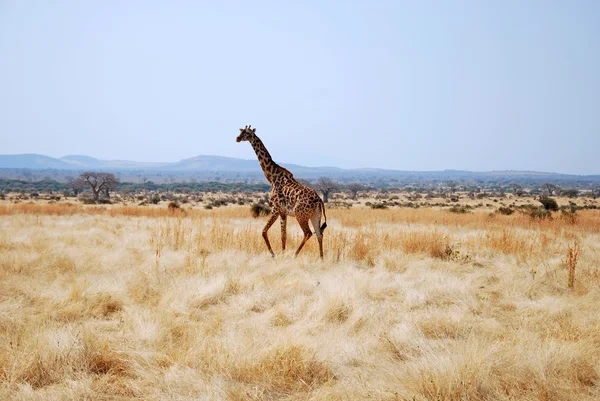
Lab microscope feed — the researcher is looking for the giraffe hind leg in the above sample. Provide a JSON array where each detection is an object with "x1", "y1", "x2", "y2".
[
  {"x1": 262, "y1": 213, "x2": 279, "y2": 257},
  {"x1": 310, "y1": 210, "x2": 324, "y2": 259},
  {"x1": 294, "y1": 217, "x2": 312, "y2": 257}
]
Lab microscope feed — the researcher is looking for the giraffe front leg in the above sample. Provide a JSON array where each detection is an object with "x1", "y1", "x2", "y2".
[
  {"x1": 280, "y1": 213, "x2": 287, "y2": 251},
  {"x1": 262, "y1": 213, "x2": 279, "y2": 257}
]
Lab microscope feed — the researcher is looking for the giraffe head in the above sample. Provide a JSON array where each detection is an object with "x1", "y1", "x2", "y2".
[{"x1": 236, "y1": 125, "x2": 256, "y2": 142}]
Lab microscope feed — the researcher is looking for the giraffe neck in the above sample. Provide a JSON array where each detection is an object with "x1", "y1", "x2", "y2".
[{"x1": 248, "y1": 135, "x2": 281, "y2": 185}]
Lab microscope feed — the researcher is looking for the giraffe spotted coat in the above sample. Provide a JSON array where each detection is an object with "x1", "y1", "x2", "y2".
[{"x1": 236, "y1": 125, "x2": 327, "y2": 258}]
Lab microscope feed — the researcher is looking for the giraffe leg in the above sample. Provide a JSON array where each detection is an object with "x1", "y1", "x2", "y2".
[
  {"x1": 310, "y1": 211, "x2": 324, "y2": 259},
  {"x1": 280, "y1": 213, "x2": 287, "y2": 251},
  {"x1": 262, "y1": 213, "x2": 279, "y2": 257},
  {"x1": 294, "y1": 217, "x2": 313, "y2": 257}
]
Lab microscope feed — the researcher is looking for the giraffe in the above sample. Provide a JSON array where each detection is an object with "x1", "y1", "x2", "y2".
[{"x1": 236, "y1": 125, "x2": 327, "y2": 259}]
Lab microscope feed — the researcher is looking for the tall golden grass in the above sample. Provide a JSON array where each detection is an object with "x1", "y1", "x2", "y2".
[
  {"x1": 1, "y1": 204, "x2": 600, "y2": 400},
  {"x1": 3, "y1": 202, "x2": 599, "y2": 232}
]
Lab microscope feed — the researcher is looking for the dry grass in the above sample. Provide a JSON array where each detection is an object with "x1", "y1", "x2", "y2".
[{"x1": 1, "y1": 204, "x2": 600, "y2": 400}]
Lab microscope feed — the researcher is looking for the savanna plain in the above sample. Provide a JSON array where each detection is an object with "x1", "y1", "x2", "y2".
[{"x1": 1, "y1": 198, "x2": 600, "y2": 400}]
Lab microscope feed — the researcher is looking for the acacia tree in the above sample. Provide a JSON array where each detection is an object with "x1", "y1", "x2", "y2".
[
  {"x1": 510, "y1": 183, "x2": 524, "y2": 196},
  {"x1": 561, "y1": 189, "x2": 579, "y2": 198},
  {"x1": 346, "y1": 183, "x2": 366, "y2": 200},
  {"x1": 102, "y1": 175, "x2": 119, "y2": 199},
  {"x1": 542, "y1": 183, "x2": 560, "y2": 196},
  {"x1": 79, "y1": 172, "x2": 119, "y2": 201},
  {"x1": 66, "y1": 176, "x2": 86, "y2": 196},
  {"x1": 297, "y1": 178, "x2": 312, "y2": 187},
  {"x1": 446, "y1": 181, "x2": 458, "y2": 193},
  {"x1": 314, "y1": 177, "x2": 339, "y2": 203}
]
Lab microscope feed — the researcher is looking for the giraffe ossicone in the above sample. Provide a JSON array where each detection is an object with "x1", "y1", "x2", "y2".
[{"x1": 236, "y1": 125, "x2": 327, "y2": 259}]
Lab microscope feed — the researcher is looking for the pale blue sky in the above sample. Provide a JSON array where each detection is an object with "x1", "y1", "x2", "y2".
[{"x1": 1, "y1": 1, "x2": 599, "y2": 174}]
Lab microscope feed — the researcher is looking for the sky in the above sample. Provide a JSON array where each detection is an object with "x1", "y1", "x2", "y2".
[{"x1": 0, "y1": 1, "x2": 599, "y2": 175}]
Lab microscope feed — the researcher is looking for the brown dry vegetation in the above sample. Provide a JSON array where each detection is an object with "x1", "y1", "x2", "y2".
[{"x1": 1, "y1": 203, "x2": 600, "y2": 400}]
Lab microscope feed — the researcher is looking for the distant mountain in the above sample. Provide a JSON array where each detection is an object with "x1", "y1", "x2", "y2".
[
  {"x1": 60, "y1": 155, "x2": 104, "y2": 167},
  {"x1": 0, "y1": 154, "x2": 73, "y2": 169},
  {"x1": 164, "y1": 155, "x2": 346, "y2": 174},
  {"x1": 0, "y1": 153, "x2": 598, "y2": 183},
  {"x1": 60, "y1": 155, "x2": 169, "y2": 170},
  {"x1": 164, "y1": 155, "x2": 262, "y2": 172}
]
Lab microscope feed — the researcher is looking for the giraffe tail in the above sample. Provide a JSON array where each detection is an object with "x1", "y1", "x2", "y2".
[{"x1": 320, "y1": 199, "x2": 327, "y2": 232}]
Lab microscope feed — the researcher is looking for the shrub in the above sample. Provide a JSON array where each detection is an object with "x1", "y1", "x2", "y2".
[
  {"x1": 561, "y1": 209, "x2": 578, "y2": 224},
  {"x1": 251, "y1": 203, "x2": 271, "y2": 218},
  {"x1": 528, "y1": 208, "x2": 552, "y2": 220},
  {"x1": 539, "y1": 196, "x2": 558, "y2": 211},
  {"x1": 448, "y1": 206, "x2": 469, "y2": 214},
  {"x1": 151, "y1": 194, "x2": 161, "y2": 204},
  {"x1": 168, "y1": 201, "x2": 181, "y2": 210},
  {"x1": 369, "y1": 202, "x2": 388, "y2": 209},
  {"x1": 560, "y1": 203, "x2": 578, "y2": 224},
  {"x1": 497, "y1": 206, "x2": 514, "y2": 215}
]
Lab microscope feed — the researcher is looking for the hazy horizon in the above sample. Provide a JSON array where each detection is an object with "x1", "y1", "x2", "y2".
[{"x1": 1, "y1": 1, "x2": 599, "y2": 174}]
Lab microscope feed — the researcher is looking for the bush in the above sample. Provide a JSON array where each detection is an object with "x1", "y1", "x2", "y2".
[
  {"x1": 497, "y1": 206, "x2": 514, "y2": 215},
  {"x1": 527, "y1": 208, "x2": 552, "y2": 220},
  {"x1": 251, "y1": 203, "x2": 271, "y2": 218},
  {"x1": 211, "y1": 199, "x2": 227, "y2": 208},
  {"x1": 561, "y1": 209, "x2": 578, "y2": 224},
  {"x1": 369, "y1": 202, "x2": 388, "y2": 209},
  {"x1": 448, "y1": 206, "x2": 469, "y2": 214},
  {"x1": 539, "y1": 196, "x2": 559, "y2": 211},
  {"x1": 168, "y1": 200, "x2": 181, "y2": 210},
  {"x1": 562, "y1": 189, "x2": 579, "y2": 198},
  {"x1": 560, "y1": 203, "x2": 578, "y2": 224},
  {"x1": 151, "y1": 194, "x2": 161, "y2": 204}
]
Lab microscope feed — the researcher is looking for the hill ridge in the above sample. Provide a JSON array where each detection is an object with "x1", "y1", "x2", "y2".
[{"x1": 0, "y1": 153, "x2": 598, "y2": 179}]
